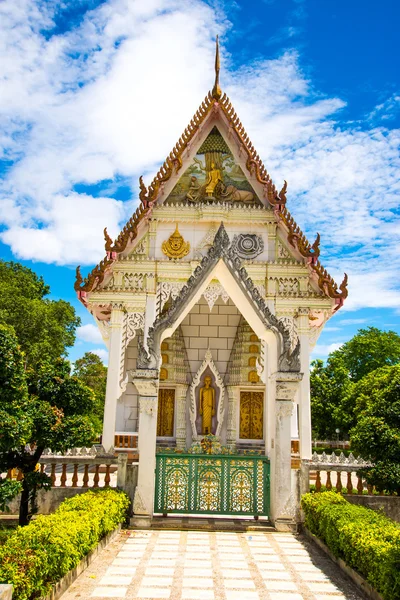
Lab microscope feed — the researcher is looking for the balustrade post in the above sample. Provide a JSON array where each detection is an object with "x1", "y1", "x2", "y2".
[
  {"x1": 347, "y1": 471, "x2": 353, "y2": 494},
  {"x1": 117, "y1": 453, "x2": 128, "y2": 489}
]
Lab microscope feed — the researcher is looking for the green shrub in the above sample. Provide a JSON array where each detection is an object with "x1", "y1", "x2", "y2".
[
  {"x1": 0, "y1": 488, "x2": 129, "y2": 600},
  {"x1": 301, "y1": 492, "x2": 400, "y2": 600}
]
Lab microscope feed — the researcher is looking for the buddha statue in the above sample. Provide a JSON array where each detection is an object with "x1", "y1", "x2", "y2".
[
  {"x1": 199, "y1": 375, "x2": 216, "y2": 435},
  {"x1": 205, "y1": 162, "x2": 222, "y2": 197}
]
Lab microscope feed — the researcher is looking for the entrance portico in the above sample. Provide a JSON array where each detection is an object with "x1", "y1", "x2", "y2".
[{"x1": 127, "y1": 224, "x2": 302, "y2": 528}]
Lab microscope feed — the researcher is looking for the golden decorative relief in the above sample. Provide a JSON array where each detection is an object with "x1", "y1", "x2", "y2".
[
  {"x1": 249, "y1": 344, "x2": 259, "y2": 353},
  {"x1": 248, "y1": 356, "x2": 257, "y2": 367},
  {"x1": 161, "y1": 353, "x2": 169, "y2": 364},
  {"x1": 161, "y1": 341, "x2": 169, "y2": 351},
  {"x1": 159, "y1": 367, "x2": 168, "y2": 381},
  {"x1": 240, "y1": 391, "x2": 263, "y2": 440},
  {"x1": 157, "y1": 388, "x2": 175, "y2": 437},
  {"x1": 250, "y1": 334, "x2": 259, "y2": 343},
  {"x1": 162, "y1": 224, "x2": 190, "y2": 259},
  {"x1": 248, "y1": 370, "x2": 260, "y2": 383}
]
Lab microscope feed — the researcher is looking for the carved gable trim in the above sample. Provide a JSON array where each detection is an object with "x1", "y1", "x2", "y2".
[{"x1": 139, "y1": 223, "x2": 300, "y2": 373}]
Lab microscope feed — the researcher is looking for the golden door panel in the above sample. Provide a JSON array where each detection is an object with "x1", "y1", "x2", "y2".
[
  {"x1": 239, "y1": 391, "x2": 264, "y2": 439},
  {"x1": 157, "y1": 389, "x2": 175, "y2": 437}
]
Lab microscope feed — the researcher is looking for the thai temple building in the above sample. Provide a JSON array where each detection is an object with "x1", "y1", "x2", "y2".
[{"x1": 75, "y1": 40, "x2": 347, "y2": 529}]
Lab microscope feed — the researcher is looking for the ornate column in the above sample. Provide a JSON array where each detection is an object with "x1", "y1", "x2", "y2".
[
  {"x1": 132, "y1": 369, "x2": 159, "y2": 523},
  {"x1": 102, "y1": 306, "x2": 124, "y2": 451},
  {"x1": 226, "y1": 385, "x2": 238, "y2": 450},
  {"x1": 175, "y1": 384, "x2": 189, "y2": 449},
  {"x1": 270, "y1": 371, "x2": 302, "y2": 531},
  {"x1": 297, "y1": 308, "x2": 312, "y2": 459}
]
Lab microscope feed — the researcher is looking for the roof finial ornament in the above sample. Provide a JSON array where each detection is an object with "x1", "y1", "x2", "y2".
[{"x1": 212, "y1": 35, "x2": 222, "y2": 100}]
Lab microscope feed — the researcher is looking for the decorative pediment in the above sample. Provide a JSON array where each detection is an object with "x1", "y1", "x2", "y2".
[{"x1": 139, "y1": 223, "x2": 301, "y2": 373}]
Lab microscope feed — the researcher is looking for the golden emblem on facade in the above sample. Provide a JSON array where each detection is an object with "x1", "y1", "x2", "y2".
[{"x1": 162, "y1": 224, "x2": 190, "y2": 259}]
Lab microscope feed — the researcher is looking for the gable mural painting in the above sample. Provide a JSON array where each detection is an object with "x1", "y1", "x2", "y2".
[{"x1": 166, "y1": 127, "x2": 262, "y2": 205}]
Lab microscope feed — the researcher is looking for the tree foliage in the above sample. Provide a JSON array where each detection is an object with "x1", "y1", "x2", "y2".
[
  {"x1": 349, "y1": 365, "x2": 400, "y2": 494},
  {"x1": 310, "y1": 355, "x2": 352, "y2": 439},
  {"x1": 311, "y1": 327, "x2": 400, "y2": 439},
  {"x1": 0, "y1": 260, "x2": 80, "y2": 367},
  {"x1": 335, "y1": 326, "x2": 400, "y2": 382},
  {"x1": 0, "y1": 325, "x2": 96, "y2": 525},
  {"x1": 74, "y1": 352, "x2": 107, "y2": 433}
]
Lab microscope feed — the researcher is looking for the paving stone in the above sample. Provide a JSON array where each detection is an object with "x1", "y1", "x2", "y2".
[
  {"x1": 257, "y1": 564, "x2": 287, "y2": 572},
  {"x1": 98, "y1": 575, "x2": 133, "y2": 585},
  {"x1": 147, "y1": 558, "x2": 177, "y2": 566},
  {"x1": 112, "y1": 558, "x2": 141, "y2": 566},
  {"x1": 221, "y1": 569, "x2": 252, "y2": 578},
  {"x1": 298, "y1": 571, "x2": 330, "y2": 581},
  {"x1": 314, "y1": 595, "x2": 346, "y2": 600},
  {"x1": 307, "y1": 582, "x2": 340, "y2": 593},
  {"x1": 91, "y1": 587, "x2": 127, "y2": 597},
  {"x1": 291, "y1": 563, "x2": 321, "y2": 571},
  {"x1": 182, "y1": 577, "x2": 214, "y2": 587},
  {"x1": 268, "y1": 594, "x2": 303, "y2": 600},
  {"x1": 181, "y1": 590, "x2": 215, "y2": 600},
  {"x1": 183, "y1": 568, "x2": 213, "y2": 577},
  {"x1": 224, "y1": 579, "x2": 256, "y2": 589},
  {"x1": 145, "y1": 567, "x2": 175, "y2": 576},
  {"x1": 263, "y1": 580, "x2": 298, "y2": 591},
  {"x1": 105, "y1": 566, "x2": 136, "y2": 575},
  {"x1": 225, "y1": 591, "x2": 259, "y2": 600},
  {"x1": 140, "y1": 576, "x2": 173, "y2": 587},
  {"x1": 260, "y1": 571, "x2": 291, "y2": 580},
  {"x1": 136, "y1": 588, "x2": 170, "y2": 598}
]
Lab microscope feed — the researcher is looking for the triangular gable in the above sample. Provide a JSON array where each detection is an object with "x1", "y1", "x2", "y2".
[
  {"x1": 75, "y1": 41, "x2": 348, "y2": 309},
  {"x1": 139, "y1": 223, "x2": 300, "y2": 373}
]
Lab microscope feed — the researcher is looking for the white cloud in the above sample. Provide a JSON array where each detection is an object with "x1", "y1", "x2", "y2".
[
  {"x1": 0, "y1": 0, "x2": 399, "y2": 315},
  {"x1": 92, "y1": 348, "x2": 109, "y2": 365},
  {"x1": 76, "y1": 324, "x2": 104, "y2": 344},
  {"x1": 311, "y1": 343, "x2": 344, "y2": 357}
]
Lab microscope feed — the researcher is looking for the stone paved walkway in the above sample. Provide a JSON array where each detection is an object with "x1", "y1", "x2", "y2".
[{"x1": 60, "y1": 529, "x2": 366, "y2": 600}]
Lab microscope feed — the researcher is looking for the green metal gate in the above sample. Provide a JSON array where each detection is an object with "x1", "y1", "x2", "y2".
[{"x1": 154, "y1": 453, "x2": 270, "y2": 516}]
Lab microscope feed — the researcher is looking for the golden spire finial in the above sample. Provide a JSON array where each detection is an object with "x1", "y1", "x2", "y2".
[{"x1": 212, "y1": 35, "x2": 222, "y2": 100}]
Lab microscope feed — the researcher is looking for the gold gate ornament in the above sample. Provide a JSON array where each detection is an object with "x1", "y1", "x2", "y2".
[{"x1": 162, "y1": 224, "x2": 190, "y2": 259}]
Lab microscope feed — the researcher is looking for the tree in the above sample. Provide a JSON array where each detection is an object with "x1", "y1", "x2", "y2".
[
  {"x1": 310, "y1": 355, "x2": 352, "y2": 439},
  {"x1": 0, "y1": 261, "x2": 80, "y2": 367},
  {"x1": 335, "y1": 326, "x2": 400, "y2": 382},
  {"x1": 310, "y1": 327, "x2": 400, "y2": 439},
  {"x1": 349, "y1": 364, "x2": 400, "y2": 494},
  {"x1": 0, "y1": 325, "x2": 96, "y2": 525},
  {"x1": 74, "y1": 352, "x2": 107, "y2": 434}
]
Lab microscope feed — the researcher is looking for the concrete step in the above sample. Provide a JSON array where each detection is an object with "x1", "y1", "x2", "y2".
[{"x1": 130, "y1": 515, "x2": 274, "y2": 532}]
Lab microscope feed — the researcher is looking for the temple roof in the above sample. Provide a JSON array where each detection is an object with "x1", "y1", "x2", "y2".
[{"x1": 75, "y1": 38, "x2": 347, "y2": 309}]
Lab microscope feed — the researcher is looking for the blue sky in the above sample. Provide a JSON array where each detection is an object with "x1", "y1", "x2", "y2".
[{"x1": 0, "y1": 0, "x2": 399, "y2": 365}]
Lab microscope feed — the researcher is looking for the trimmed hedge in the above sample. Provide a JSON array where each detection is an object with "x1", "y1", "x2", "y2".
[
  {"x1": 301, "y1": 492, "x2": 400, "y2": 600},
  {"x1": 0, "y1": 489, "x2": 129, "y2": 600}
]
